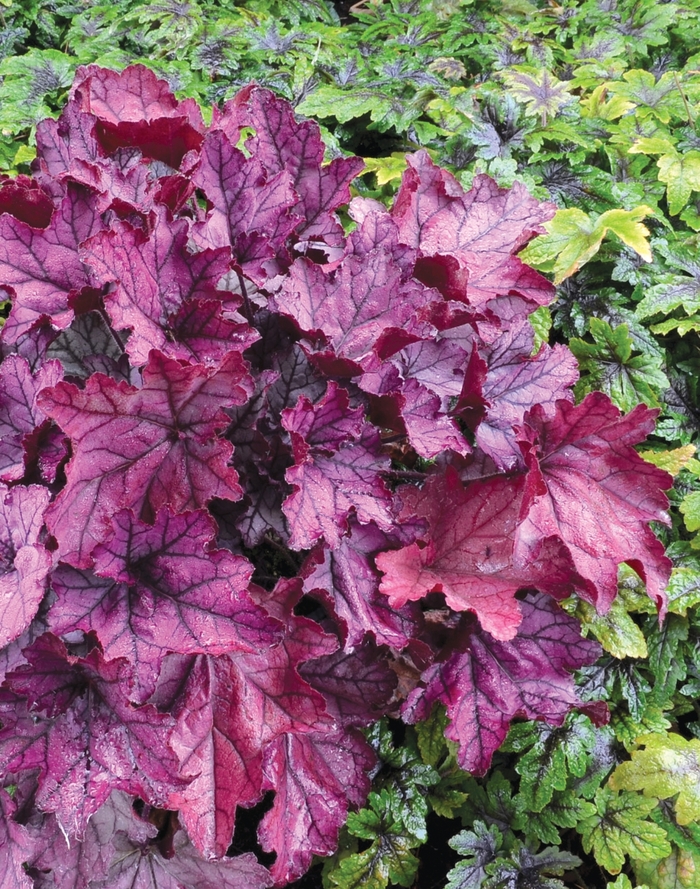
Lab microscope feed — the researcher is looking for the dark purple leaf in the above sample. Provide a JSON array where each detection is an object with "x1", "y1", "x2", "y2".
[
  {"x1": 0, "y1": 787, "x2": 35, "y2": 889},
  {"x1": 0, "y1": 185, "x2": 104, "y2": 344},
  {"x1": 70, "y1": 64, "x2": 205, "y2": 167},
  {"x1": 2, "y1": 636, "x2": 185, "y2": 837},
  {"x1": 259, "y1": 729, "x2": 375, "y2": 884},
  {"x1": 301, "y1": 519, "x2": 423, "y2": 650},
  {"x1": 81, "y1": 209, "x2": 240, "y2": 365}
]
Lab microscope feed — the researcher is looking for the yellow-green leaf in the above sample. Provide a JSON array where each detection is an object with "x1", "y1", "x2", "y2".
[
  {"x1": 576, "y1": 597, "x2": 648, "y2": 659},
  {"x1": 657, "y1": 151, "x2": 700, "y2": 216},
  {"x1": 362, "y1": 154, "x2": 408, "y2": 186},
  {"x1": 634, "y1": 847, "x2": 700, "y2": 889},
  {"x1": 520, "y1": 206, "x2": 653, "y2": 284},
  {"x1": 638, "y1": 445, "x2": 697, "y2": 476},
  {"x1": 610, "y1": 733, "x2": 700, "y2": 825}
]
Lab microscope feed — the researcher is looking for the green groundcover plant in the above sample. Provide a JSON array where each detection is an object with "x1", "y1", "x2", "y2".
[{"x1": 0, "y1": 2, "x2": 699, "y2": 888}]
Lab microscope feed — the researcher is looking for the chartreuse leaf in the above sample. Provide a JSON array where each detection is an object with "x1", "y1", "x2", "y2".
[
  {"x1": 502, "y1": 66, "x2": 574, "y2": 124},
  {"x1": 328, "y1": 789, "x2": 421, "y2": 889},
  {"x1": 665, "y1": 566, "x2": 700, "y2": 616},
  {"x1": 297, "y1": 86, "x2": 395, "y2": 124},
  {"x1": 575, "y1": 596, "x2": 648, "y2": 659},
  {"x1": 645, "y1": 614, "x2": 689, "y2": 707},
  {"x1": 610, "y1": 733, "x2": 700, "y2": 825},
  {"x1": 607, "y1": 876, "x2": 649, "y2": 889},
  {"x1": 633, "y1": 847, "x2": 700, "y2": 889},
  {"x1": 569, "y1": 318, "x2": 669, "y2": 412},
  {"x1": 446, "y1": 820, "x2": 502, "y2": 889},
  {"x1": 361, "y1": 154, "x2": 408, "y2": 186},
  {"x1": 680, "y1": 492, "x2": 700, "y2": 549},
  {"x1": 414, "y1": 703, "x2": 450, "y2": 769},
  {"x1": 578, "y1": 787, "x2": 672, "y2": 873},
  {"x1": 519, "y1": 206, "x2": 653, "y2": 284},
  {"x1": 658, "y1": 151, "x2": 700, "y2": 216},
  {"x1": 639, "y1": 445, "x2": 697, "y2": 477}
]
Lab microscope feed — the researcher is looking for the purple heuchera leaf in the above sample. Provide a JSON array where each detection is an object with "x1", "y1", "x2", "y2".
[
  {"x1": 0, "y1": 355, "x2": 63, "y2": 481},
  {"x1": 403, "y1": 594, "x2": 603, "y2": 774},
  {"x1": 0, "y1": 184, "x2": 104, "y2": 344},
  {"x1": 81, "y1": 208, "x2": 245, "y2": 365},
  {"x1": 38, "y1": 350, "x2": 253, "y2": 567},
  {"x1": 0, "y1": 787, "x2": 35, "y2": 889},
  {"x1": 259, "y1": 729, "x2": 375, "y2": 885},
  {"x1": 515, "y1": 392, "x2": 673, "y2": 614},
  {"x1": 0, "y1": 483, "x2": 52, "y2": 650},
  {"x1": 49, "y1": 507, "x2": 281, "y2": 701},
  {"x1": 2, "y1": 635, "x2": 185, "y2": 837},
  {"x1": 0, "y1": 64, "x2": 675, "y2": 885},
  {"x1": 282, "y1": 386, "x2": 394, "y2": 549}
]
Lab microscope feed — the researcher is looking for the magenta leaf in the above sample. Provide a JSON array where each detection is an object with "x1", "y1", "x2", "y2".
[
  {"x1": 27, "y1": 792, "x2": 152, "y2": 889},
  {"x1": 38, "y1": 350, "x2": 253, "y2": 566},
  {"x1": 0, "y1": 184, "x2": 104, "y2": 344},
  {"x1": 259, "y1": 729, "x2": 375, "y2": 884},
  {"x1": 403, "y1": 594, "x2": 602, "y2": 774},
  {"x1": 192, "y1": 130, "x2": 299, "y2": 280},
  {"x1": 376, "y1": 472, "x2": 541, "y2": 640},
  {"x1": 470, "y1": 320, "x2": 579, "y2": 469},
  {"x1": 0, "y1": 174, "x2": 54, "y2": 228},
  {"x1": 98, "y1": 823, "x2": 272, "y2": 889},
  {"x1": 398, "y1": 378, "x2": 470, "y2": 459},
  {"x1": 0, "y1": 483, "x2": 52, "y2": 649},
  {"x1": 0, "y1": 787, "x2": 35, "y2": 889},
  {"x1": 283, "y1": 419, "x2": 394, "y2": 550},
  {"x1": 515, "y1": 392, "x2": 673, "y2": 613},
  {"x1": 49, "y1": 507, "x2": 281, "y2": 701},
  {"x1": 0, "y1": 355, "x2": 63, "y2": 482},
  {"x1": 70, "y1": 64, "x2": 205, "y2": 167},
  {"x1": 81, "y1": 209, "x2": 240, "y2": 365},
  {"x1": 273, "y1": 222, "x2": 434, "y2": 370},
  {"x1": 228, "y1": 86, "x2": 364, "y2": 248},
  {"x1": 2, "y1": 636, "x2": 185, "y2": 837}
]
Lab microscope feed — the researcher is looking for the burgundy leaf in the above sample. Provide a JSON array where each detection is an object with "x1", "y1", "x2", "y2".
[
  {"x1": 81, "y1": 210, "x2": 239, "y2": 365},
  {"x1": 376, "y1": 471, "x2": 587, "y2": 641},
  {"x1": 225, "y1": 86, "x2": 364, "y2": 247},
  {"x1": 2, "y1": 637, "x2": 185, "y2": 837},
  {"x1": 0, "y1": 483, "x2": 52, "y2": 649},
  {"x1": 95, "y1": 824, "x2": 272, "y2": 889},
  {"x1": 259, "y1": 729, "x2": 375, "y2": 885},
  {"x1": 38, "y1": 350, "x2": 253, "y2": 567},
  {"x1": 164, "y1": 615, "x2": 335, "y2": 857},
  {"x1": 515, "y1": 392, "x2": 673, "y2": 613},
  {"x1": 0, "y1": 787, "x2": 35, "y2": 889},
  {"x1": 470, "y1": 319, "x2": 579, "y2": 469},
  {"x1": 403, "y1": 594, "x2": 602, "y2": 774},
  {"x1": 70, "y1": 64, "x2": 205, "y2": 167},
  {"x1": 299, "y1": 639, "x2": 397, "y2": 726},
  {"x1": 0, "y1": 184, "x2": 104, "y2": 344},
  {"x1": 0, "y1": 175, "x2": 54, "y2": 228},
  {"x1": 398, "y1": 378, "x2": 470, "y2": 459},
  {"x1": 28, "y1": 792, "x2": 152, "y2": 889},
  {"x1": 49, "y1": 508, "x2": 281, "y2": 701},
  {"x1": 273, "y1": 230, "x2": 434, "y2": 369},
  {"x1": 34, "y1": 102, "x2": 102, "y2": 183},
  {"x1": 0, "y1": 355, "x2": 63, "y2": 482}
]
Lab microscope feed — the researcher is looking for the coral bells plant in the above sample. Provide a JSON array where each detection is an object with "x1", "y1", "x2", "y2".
[{"x1": 0, "y1": 65, "x2": 673, "y2": 888}]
